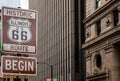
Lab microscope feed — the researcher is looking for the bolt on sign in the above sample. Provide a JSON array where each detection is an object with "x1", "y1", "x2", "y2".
[
  {"x1": 1, "y1": 56, "x2": 37, "y2": 76},
  {"x1": 2, "y1": 7, "x2": 38, "y2": 54}
]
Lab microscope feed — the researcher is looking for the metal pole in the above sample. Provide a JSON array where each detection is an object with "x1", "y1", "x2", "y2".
[
  {"x1": 51, "y1": 65, "x2": 53, "y2": 79},
  {"x1": 16, "y1": 76, "x2": 19, "y2": 81},
  {"x1": 16, "y1": 54, "x2": 21, "y2": 81}
]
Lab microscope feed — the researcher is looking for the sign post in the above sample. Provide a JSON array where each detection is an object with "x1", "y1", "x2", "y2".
[{"x1": 2, "y1": 7, "x2": 38, "y2": 55}]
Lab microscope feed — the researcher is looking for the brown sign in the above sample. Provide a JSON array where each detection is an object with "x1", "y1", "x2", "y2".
[
  {"x1": 2, "y1": 6, "x2": 38, "y2": 54},
  {"x1": 1, "y1": 56, "x2": 37, "y2": 76}
]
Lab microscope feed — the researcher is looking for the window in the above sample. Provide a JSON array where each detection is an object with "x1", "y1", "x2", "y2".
[
  {"x1": 113, "y1": 9, "x2": 119, "y2": 26},
  {"x1": 96, "y1": 54, "x2": 102, "y2": 68},
  {"x1": 96, "y1": 0, "x2": 101, "y2": 9},
  {"x1": 96, "y1": 20, "x2": 101, "y2": 35}
]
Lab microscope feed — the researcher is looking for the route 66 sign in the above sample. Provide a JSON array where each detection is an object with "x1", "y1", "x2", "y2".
[
  {"x1": 2, "y1": 7, "x2": 38, "y2": 54},
  {"x1": 8, "y1": 18, "x2": 32, "y2": 43}
]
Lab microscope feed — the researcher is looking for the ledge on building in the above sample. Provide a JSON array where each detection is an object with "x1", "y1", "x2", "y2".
[{"x1": 87, "y1": 72, "x2": 109, "y2": 81}]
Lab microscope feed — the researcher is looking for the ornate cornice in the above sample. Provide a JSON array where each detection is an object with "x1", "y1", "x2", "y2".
[
  {"x1": 87, "y1": 72, "x2": 109, "y2": 80},
  {"x1": 82, "y1": 26, "x2": 120, "y2": 49},
  {"x1": 84, "y1": 0, "x2": 120, "y2": 28}
]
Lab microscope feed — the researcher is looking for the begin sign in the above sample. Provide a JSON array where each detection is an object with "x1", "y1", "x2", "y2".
[{"x1": 1, "y1": 56, "x2": 37, "y2": 76}]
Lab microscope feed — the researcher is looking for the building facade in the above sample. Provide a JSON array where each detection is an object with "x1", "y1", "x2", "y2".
[
  {"x1": 29, "y1": 0, "x2": 85, "y2": 81},
  {"x1": 83, "y1": 0, "x2": 120, "y2": 81}
]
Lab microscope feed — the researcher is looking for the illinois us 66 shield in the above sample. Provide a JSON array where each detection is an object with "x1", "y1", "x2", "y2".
[{"x1": 2, "y1": 7, "x2": 38, "y2": 55}]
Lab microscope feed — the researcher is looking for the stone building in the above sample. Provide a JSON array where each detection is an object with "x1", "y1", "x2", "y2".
[{"x1": 83, "y1": 0, "x2": 120, "y2": 81}]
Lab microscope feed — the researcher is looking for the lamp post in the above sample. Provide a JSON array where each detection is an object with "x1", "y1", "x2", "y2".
[{"x1": 37, "y1": 62, "x2": 53, "y2": 79}]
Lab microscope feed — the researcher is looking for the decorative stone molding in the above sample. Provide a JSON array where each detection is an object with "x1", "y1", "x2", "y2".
[
  {"x1": 84, "y1": 0, "x2": 118, "y2": 27},
  {"x1": 86, "y1": 31, "x2": 90, "y2": 38},
  {"x1": 87, "y1": 72, "x2": 109, "y2": 80},
  {"x1": 94, "y1": 68, "x2": 100, "y2": 75},
  {"x1": 106, "y1": 18, "x2": 111, "y2": 27}
]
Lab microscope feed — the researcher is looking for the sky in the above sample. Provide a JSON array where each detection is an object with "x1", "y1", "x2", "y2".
[
  {"x1": 0, "y1": 0, "x2": 29, "y2": 9},
  {"x1": 20, "y1": 0, "x2": 29, "y2": 9}
]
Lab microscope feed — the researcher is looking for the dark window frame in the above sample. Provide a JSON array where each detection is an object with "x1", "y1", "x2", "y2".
[
  {"x1": 96, "y1": 20, "x2": 101, "y2": 36},
  {"x1": 96, "y1": 54, "x2": 102, "y2": 69},
  {"x1": 96, "y1": 0, "x2": 101, "y2": 9},
  {"x1": 113, "y1": 9, "x2": 119, "y2": 26}
]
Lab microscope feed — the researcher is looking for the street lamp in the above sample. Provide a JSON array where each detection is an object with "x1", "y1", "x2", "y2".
[{"x1": 37, "y1": 62, "x2": 53, "y2": 79}]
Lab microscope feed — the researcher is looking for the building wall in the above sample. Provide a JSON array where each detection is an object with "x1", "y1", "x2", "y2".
[
  {"x1": 85, "y1": 0, "x2": 112, "y2": 18},
  {"x1": 83, "y1": 0, "x2": 120, "y2": 81},
  {"x1": 29, "y1": 0, "x2": 82, "y2": 81}
]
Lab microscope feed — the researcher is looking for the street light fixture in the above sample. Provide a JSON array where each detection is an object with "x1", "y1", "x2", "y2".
[{"x1": 37, "y1": 62, "x2": 53, "y2": 79}]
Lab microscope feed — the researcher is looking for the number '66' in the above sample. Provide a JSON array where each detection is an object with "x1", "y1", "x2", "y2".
[{"x1": 12, "y1": 30, "x2": 28, "y2": 41}]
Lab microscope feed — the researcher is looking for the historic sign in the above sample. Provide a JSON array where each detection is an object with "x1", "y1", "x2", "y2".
[
  {"x1": 1, "y1": 56, "x2": 37, "y2": 76},
  {"x1": 2, "y1": 7, "x2": 38, "y2": 54}
]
